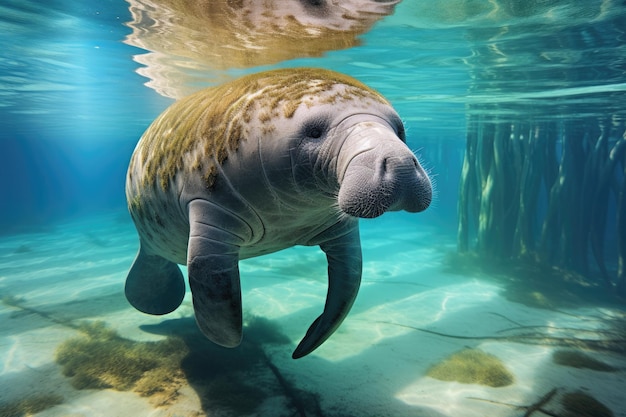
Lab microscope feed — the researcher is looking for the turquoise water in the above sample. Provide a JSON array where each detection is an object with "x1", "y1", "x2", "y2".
[{"x1": 1, "y1": 1, "x2": 626, "y2": 416}]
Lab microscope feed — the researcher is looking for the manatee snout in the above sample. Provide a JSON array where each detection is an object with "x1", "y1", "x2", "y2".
[{"x1": 338, "y1": 133, "x2": 432, "y2": 218}]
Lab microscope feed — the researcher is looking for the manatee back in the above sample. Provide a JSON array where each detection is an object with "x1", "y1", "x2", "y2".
[{"x1": 127, "y1": 67, "x2": 387, "y2": 193}]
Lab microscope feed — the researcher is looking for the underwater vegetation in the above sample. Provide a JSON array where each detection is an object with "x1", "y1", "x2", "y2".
[
  {"x1": 0, "y1": 394, "x2": 63, "y2": 417},
  {"x1": 55, "y1": 321, "x2": 187, "y2": 397},
  {"x1": 54, "y1": 318, "x2": 283, "y2": 413},
  {"x1": 457, "y1": 115, "x2": 626, "y2": 290},
  {"x1": 3, "y1": 295, "x2": 325, "y2": 416},
  {"x1": 425, "y1": 348, "x2": 514, "y2": 387},
  {"x1": 552, "y1": 349, "x2": 617, "y2": 372},
  {"x1": 52, "y1": 316, "x2": 327, "y2": 415},
  {"x1": 456, "y1": 11, "x2": 626, "y2": 298}
]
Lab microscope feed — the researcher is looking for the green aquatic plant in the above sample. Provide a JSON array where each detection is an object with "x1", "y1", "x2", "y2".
[
  {"x1": 426, "y1": 348, "x2": 514, "y2": 387},
  {"x1": 54, "y1": 318, "x2": 301, "y2": 414},
  {"x1": 552, "y1": 349, "x2": 617, "y2": 372},
  {"x1": 0, "y1": 394, "x2": 63, "y2": 417},
  {"x1": 6, "y1": 294, "x2": 302, "y2": 414},
  {"x1": 561, "y1": 391, "x2": 614, "y2": 417},
  {"x1": 55, "y1": 321, "x2": 188, "y2": 395}
]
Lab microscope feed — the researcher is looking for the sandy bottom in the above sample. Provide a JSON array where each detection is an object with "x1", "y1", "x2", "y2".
[{"x1": 1, "y1": 211, "x2": 625, "y2": 417}]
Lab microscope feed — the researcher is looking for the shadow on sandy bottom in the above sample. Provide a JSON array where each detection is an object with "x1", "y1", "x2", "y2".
[
  {"x1": 140, "y1": 316, "x2": 457, "y2": 417},
  {"x1": 45, "y1": 314, "x2": 451, "y2": 417},
  {"x1": 140, "y1": 316, "x2": 303, "y2": 416}
]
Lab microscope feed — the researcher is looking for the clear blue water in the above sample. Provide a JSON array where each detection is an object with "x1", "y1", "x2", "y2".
[{"x1": 1, "y1": 1, "x2": 626, "y2": 416}]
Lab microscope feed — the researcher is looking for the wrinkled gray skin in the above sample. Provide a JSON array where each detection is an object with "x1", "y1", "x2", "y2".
[{"x1": 125, "y1": 84, "x2": 432, "y2": 359}]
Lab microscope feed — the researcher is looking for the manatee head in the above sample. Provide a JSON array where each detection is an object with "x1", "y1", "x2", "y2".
[
  {"x1": 272, "y1": 73, "x2": 432, "y2": 219},
  {"x1": 334, "y1": 115, "x2": 432, "y2": 218}
]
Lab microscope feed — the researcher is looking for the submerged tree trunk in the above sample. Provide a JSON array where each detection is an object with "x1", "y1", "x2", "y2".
[
  {"x1": 513, "y1": 124, "x2": 545, "y2": 258},
  {"x1": 456, "y1": 7, "x2": 626, "y2": 297},
  {"x1": 457, "y1": 115, "x2": 625, "y2": 295},
  {"x1": 617, "y1": 135, "x2": 626, "y2": 296}
]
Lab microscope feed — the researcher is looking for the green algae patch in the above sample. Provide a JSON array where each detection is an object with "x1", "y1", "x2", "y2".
[
  {"x1": 426, "y1": 348, "x2": 514, "y2": 387},
  {"x1": 0, "y1": 394, "x2": 63, "y2": 417},
  {"x1": 53, "y1": 317, "x2": 292, "y2": 413},
  {"x1": 561, "y1": 391, "x2": 614, "y2": 417},
  {"x1": 552, "y1": 349, "x2": 617, "y2": 372},
  {"x1": 55, "y1": 321, "x2": 188, "y2": 401}
]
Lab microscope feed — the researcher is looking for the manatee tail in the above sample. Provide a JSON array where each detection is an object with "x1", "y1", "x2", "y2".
[{"x1": 125, "y1": 245, "x2": 186, "y2": 315}]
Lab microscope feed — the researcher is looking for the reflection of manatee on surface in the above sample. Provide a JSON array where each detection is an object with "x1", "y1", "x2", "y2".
[{"x1": 123, "y1": 0, "x2": 400, "y2": 98}]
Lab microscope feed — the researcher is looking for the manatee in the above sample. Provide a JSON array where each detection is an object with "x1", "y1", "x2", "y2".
[{"x1": 125, "y1": 68, "x2": 431, "y2": 359}]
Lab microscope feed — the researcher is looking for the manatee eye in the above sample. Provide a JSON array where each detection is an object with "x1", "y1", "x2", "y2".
[
  {"x1": 397, "y1": 123, "x2": 406, "y2": 142},
  {"x1": 309, "y1": 127, "x2": 322, "y2": 139},
  {"x1": 389, "y1": 114, "x2": 406, "y2": 142},
  {"x1": 300, "y1": 0, "x2": 329, "y2": 17},
  {"x1": 302, "y1": 117, "x2": 329, "y2": 139},
  {"x1": 303, "y1": 0, "x2": 325, "y2": 7}
]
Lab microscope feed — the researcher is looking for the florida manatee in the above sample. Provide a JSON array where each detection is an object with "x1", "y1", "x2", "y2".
[{"x1": 125, "y1": 68, "x2": 431, "y2": 358}]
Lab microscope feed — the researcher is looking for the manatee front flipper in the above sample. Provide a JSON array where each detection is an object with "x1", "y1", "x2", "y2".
[
  {"x1": 292, "y1": 226, "x2": 363, "y2": 359},
  {"x1": 125, "y1": 245, "x2": 185, "y2": 315},
  {"x1": 187, "y1": 200, "x2": 246, "y2": 348}
]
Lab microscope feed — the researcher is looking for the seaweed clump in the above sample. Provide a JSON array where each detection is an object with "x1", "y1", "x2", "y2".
[
  {"x1": 552, "y1": 350, "x2": 617, "y2": 372},
  {"x1": 561, "y1": 391, "x2": 614, "y2": 417},
  {"x1": 54, "y1": 317, "x2": 295, "y2": 414},
  {"x1": 426, "y1": 348, "x2": 514, "y2": 387},
  {"x1": 55, "y1": 321, "x2": 188, "y2": 403},
  {"x1": 0, "y1": 394, "x2": 63, "y2": 417}
]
